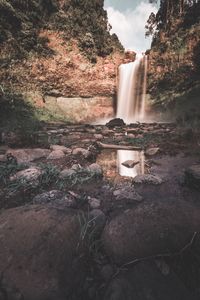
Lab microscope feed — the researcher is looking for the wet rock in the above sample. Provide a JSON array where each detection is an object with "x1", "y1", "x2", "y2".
[
  {"x1": 88, "y1": 197, "x2": 101, "y2": 209},
  {"x1": 185, "y1": 164, "x2": 200, "y2": 190},
  {"x1": 87, "y1": 163, "x2": 103, "y2": 177},
  {"x1": 6, "y1": 148, "x2": 51, "y2": 164},
  {"x1": 104, "y1": 261, "x2": 194, "y2": 300},
  {"x1": 33, "y1": 190, "x2": 65, "y2": 204},
  {"x1": 113, "y1": 185, "x2": 143, "y2": 202},
  {"x1": 10, "y1": 167, "x2": 42, "y2": 183},
  {"x1": 50, "y1": 145, "x2": 72, "y2": 154},
  {"x1": 134, "y1": 174, "x2": 163, "y2": 185},
  {"x1": 106, "y1": 118, "x2": 125, "y2": 128},
  {"x1": 122, "y1": 160, "x2": 139, "y2": 168},
  {"x1": 72, "y1": 148, "x2": 91, "y2": 159},
  {"x1": 0, "y1": 205, "x2": 89, "y2": 300},
  {"x1": 47, "y1": 150, "x2": 65, "y2": 160},
  {"x1": 103, "y1": 202, "x2": 200, "y2": 264},
  {"x1": 59, "y1": 168, "x2": 76, "y2": 179},
  {"x1": 145, "y1": 147, "x2": 160, "y2": 156}
]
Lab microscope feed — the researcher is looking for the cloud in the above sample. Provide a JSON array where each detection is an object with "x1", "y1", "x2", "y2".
[{"x1": 106, "y1": 2, "x2": 157, "y2": 53}]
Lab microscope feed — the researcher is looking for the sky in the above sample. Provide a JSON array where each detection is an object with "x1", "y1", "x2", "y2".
[{"x1": 104, "y1": 0, "x2": 158, "y2": 53}]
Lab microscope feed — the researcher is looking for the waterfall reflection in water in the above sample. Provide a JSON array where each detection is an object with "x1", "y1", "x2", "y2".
[
  {"x1": 118, "y1": 150, "x2": 145, "y2": 178},
  {"x1": 97, "y1": 150, "x2": 145, "y2": 180}
]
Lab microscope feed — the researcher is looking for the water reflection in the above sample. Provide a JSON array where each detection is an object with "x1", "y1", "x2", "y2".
[
  {"x1": 118, "y1": 150, "x2": 145, "y2": 178},
  {"x1": 97, "y1": 149, "x2": 145, "y2": 180}
]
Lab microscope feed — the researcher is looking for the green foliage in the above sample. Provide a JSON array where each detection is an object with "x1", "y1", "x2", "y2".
[{"x1": 0, "y1": 160, "x2": 27, "y2": 185}]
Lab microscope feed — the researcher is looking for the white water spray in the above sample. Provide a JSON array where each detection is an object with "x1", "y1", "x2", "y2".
[{"x1": 116, "y1": 54, "x2": 148, "y2": 124}]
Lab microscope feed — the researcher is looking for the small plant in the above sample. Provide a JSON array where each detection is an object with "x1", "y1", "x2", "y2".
[
  {"x1": 38, "y1": 163, "x2": 60, "y2": 187},
  {"x1": 0, "y1": 159, "x2": 27, "y2": 185}
]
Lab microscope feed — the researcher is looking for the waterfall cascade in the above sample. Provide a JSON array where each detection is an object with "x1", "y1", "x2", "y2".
[{"x1": 116, "y1": 54, "x2": 148, "y2": 124}]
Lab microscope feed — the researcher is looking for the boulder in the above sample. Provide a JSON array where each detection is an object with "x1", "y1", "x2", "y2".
[
  {"x1": 185, "y1": 164, "x2": 200, "y2": 190},
  {"x1": 145, "y1": 147, "x2": 160, "y2": 156},
  {"x1": 113, "y1": 185, "x2": 142, "y2": 202},
  {"x1": 0, "y1": 205, "x2": 89, "y2": 300},
  {"x1": 33, "y1": 190, "x2": 65, "y2": 204},
  {"x1": 103, "y1": 202, "x2": 200, "y2": 264},
  {"x1": 106, "y1": 118, "x2": 125, "y2": 128},
  {"x1": 47, "y1": 150, "x2": 66, "y2": 160},
  {"x1": 59, "y1": 168, "x2": 76, "y2": 179},
  {"x1": 6, "y1": 149, "x2": 50, "y2": 164},
  {"x1": 33, "y1": 191, "x2": 78, "y2": 209},
  {"x1": 134, "y1": 174, "x2": 163, "y2": 185},
  {"x1": 50, "y1": 145, "x2": 72, "y2": 154},
  {"x1": 104, "y1": 261, "x2": 195, "y2": 300},
  {"x1": 87, "y1": 163, "x2": 103, "y2": 177},
  {"x1": 10, "y1": 167, "x2": 42, "y2": 184},
  {"x1": 72, "y1": 148, "x2": 91, "y2": 159}
]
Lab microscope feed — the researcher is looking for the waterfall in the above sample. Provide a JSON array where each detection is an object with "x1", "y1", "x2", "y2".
[{"x1": 116, "y1": 54, "x2": 148, "y2": 124}]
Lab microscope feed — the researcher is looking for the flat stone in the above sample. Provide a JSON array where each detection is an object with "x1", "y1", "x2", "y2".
[
  {"x1": 134, "y1": 174, "x2": 163, "y2": 185},
  {"x1": 33, "y1": 190, "x2": 65, "y2": 204},
  {"x1": 122, "y1": 160, "x2": 139, "y2": 168},
  {"x1": 113, "y1": 185, "x2": 142, "y2": 202},
  {"x1": 47, "y1": 150, "x2": 66, "y2": 160},
  {"x1": 6, "y1": 148, "x2": 51, "y2": 164},
  {"x1": 145, "y1": 147, "x2": 160, "y2": 156},
  {"x1": 50, "y1": 145, "x2": 72, "y2": 154}
]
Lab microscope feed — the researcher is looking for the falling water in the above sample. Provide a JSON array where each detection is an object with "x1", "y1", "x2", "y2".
[{"x1": 116, "y1": 53, "x2": 148, "y2": 124}]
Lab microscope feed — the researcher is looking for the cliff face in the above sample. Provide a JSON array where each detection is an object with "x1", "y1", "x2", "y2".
[
  {"x1": 147, "y1": 0, "x2": 200, "y2": 122},
  {"x1": 0, "y1": 0, "x2": 125, "y2": 125}
]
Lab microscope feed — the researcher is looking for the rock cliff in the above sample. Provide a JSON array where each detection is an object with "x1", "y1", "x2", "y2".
[
  {"x1": 147, "y1": 0, "x2": 200, "y2": 123},
  {"x1": 0, "y1": 0, "x2": 125, "y2": 125}
]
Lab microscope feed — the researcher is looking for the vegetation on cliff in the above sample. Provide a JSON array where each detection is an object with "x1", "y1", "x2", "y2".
[
  {"x1": 147, "y1": 0, "x2": 200, "y2": 123},
  {"x1": 0, "y1": 0, "x2": 124, "y2": 132},
  {"x1": 0, "y1": 0, "x2": 123, "y2": 62}
]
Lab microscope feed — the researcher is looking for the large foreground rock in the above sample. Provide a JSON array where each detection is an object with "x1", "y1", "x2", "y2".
[
  {"x1": 0, "y1": 205, "x2": 89, "y2": 300},
  {"x1": 185, "y1": 164, "x2": 200, "y2": 190},
  {"x1": 104, "y1": 261, "x2": 195, "y2": 300},
  {"x1": 103, "y1": 202, "x2": 200, "y2": 264}
]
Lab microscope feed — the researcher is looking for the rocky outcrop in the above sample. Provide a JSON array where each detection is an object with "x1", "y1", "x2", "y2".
[
  {"x1": 0, "y1": 0, "x2": 127, "y2": 125},
  {"x1": 147, "y1": 1, "x2": 200, "y2": 122}
]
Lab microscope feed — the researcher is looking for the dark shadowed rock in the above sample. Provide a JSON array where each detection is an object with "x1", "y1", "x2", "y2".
[
  {"x1": 104, "y1": 261, "x2": 195, "y2": 300},
  {"x1": 133, "y1": 174, "x2": 163, "y2": 185},
  {"x1": 103, "y1": 202, "x2": 200, "y2": 264},
  {"x1": 0, "y1": 205, "x2": 89, "y2": 300},
  {"x1": 185, "y1": 164, "x2": 200, "y2": 190},
  {"x1": 106, "y1": 118, "x2": 125, "y2": 128}
]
